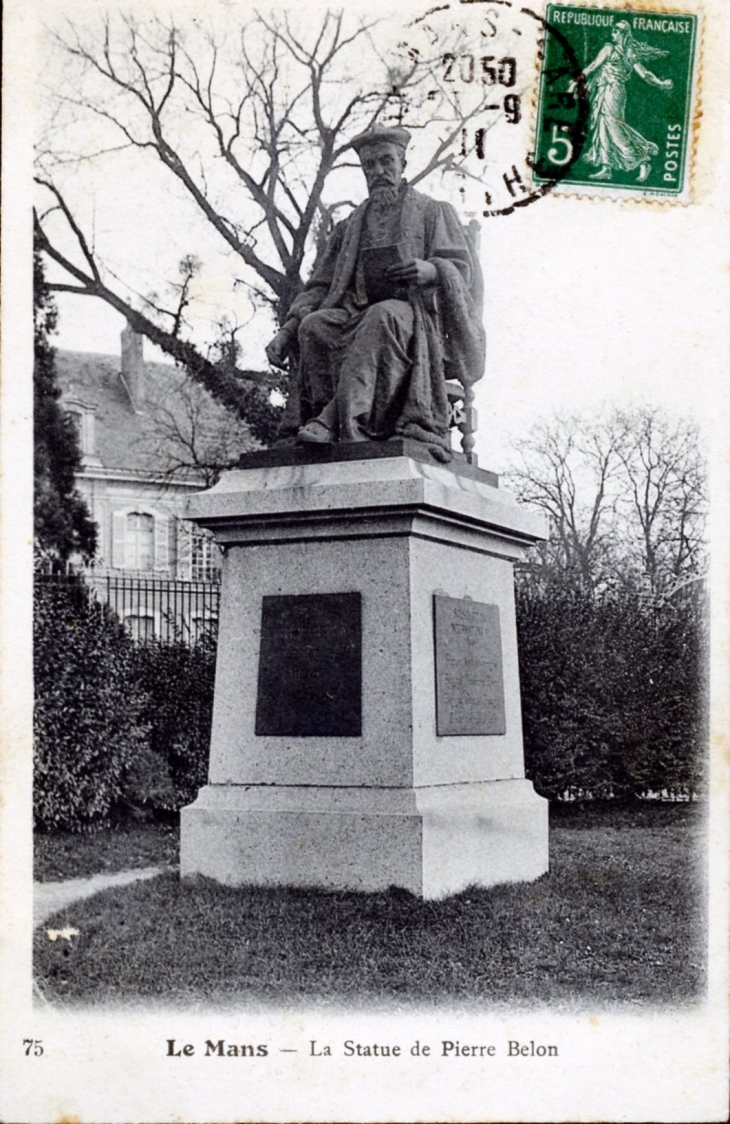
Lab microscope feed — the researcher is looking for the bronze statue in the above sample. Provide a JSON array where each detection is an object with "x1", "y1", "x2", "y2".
[{"x1": 266, "y1": 126, "x2": 485, "y2": 462}]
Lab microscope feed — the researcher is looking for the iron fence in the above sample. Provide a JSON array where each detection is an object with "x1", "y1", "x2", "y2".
[{"x1": 36, "y1": 569, "x2": 221, "y2": 645}]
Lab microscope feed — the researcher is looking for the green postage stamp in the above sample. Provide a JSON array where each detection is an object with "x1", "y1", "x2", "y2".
[{"x1": 533, "y1": 5, "x2": 700, "y2": 199}]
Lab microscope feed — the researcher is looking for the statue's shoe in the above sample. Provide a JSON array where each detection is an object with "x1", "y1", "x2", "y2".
[
  {"x1": 589, "y1": 166, "x2": 611, "y2": 180},
  {"x1": 297, "y1": 420, "x2": 334, "y2": 444}
]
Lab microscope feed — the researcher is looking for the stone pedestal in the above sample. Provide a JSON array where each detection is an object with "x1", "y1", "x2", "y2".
[{"x1": 180, "y1": 442, "x2": 550, "y2": 899}]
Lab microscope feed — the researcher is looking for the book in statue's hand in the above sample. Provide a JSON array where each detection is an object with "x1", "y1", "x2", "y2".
[{"x1": 361, "y1": 242, "x2": 410, "y2": 305}]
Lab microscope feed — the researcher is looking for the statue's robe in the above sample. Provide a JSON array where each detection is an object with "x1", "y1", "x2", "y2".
[{"x1": 282, "y1": 183, "x2": 485, "y2": 461}]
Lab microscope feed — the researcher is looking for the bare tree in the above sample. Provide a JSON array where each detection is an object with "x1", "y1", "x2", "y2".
[
  {"x1": 507, "y1": 414, "x2": 623, "y2": 590},
  {"x1": 611, "y1": 408, "x2": 706, "y2": 593},
  {"x1": 35, "y1": 10, "x2": 490, "y2": 419},
  {"x1": 136, "y1": 369, "x2": 258, "y2": 488},
  {"x1": 507, "y1": 408, "x2": 707, "y2": 593}
]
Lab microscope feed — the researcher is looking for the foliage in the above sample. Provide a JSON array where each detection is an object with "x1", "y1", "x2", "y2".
[
  {"x1": 131, "y1": 634, "x2": 216, "y2": 811},
  {"x1": 34, "y1": 574, "x2": 217, "y2": 830},
  {"x1": 33, "y1": 578, "x2": 150, "y2": 831},
  {"x1": 516, "y1": 577, "x2": 708, "y2": 802},
  {"x1": 33, "y1": 804, "x2": 705, "y2": 1008},
  {"x1": 34, "y1": 243, "x2": 97, "y2": 563}
]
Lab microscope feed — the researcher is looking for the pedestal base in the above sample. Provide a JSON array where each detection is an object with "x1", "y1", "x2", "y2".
[
  {"x1": 181, "y1": 454, "x2": 550, "y2": 900},
  {"x1": 181, "y1": 779, "x2": 548, "y2": 900}
]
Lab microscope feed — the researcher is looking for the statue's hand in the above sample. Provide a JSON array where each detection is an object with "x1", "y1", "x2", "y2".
[
  {"x1": 388, "y1": 258, "x2": 438, "y2": 288},
  {"x1": 661, "y1": 78, "x2": 673, "y2": 91},
  {"x1": 265, "y1": 327, "x2": 294, "y2": 369}
]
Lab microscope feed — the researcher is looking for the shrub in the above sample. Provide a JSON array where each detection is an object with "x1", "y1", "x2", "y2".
[
  {"x1": 516, "y1": 580, "x2": 708, "y2": 802},
  {"x1": 33, "y1": 578, "x2": 152, "y2": 831},
  {"x1": 131, "y1": 633, "x2": 216, "y2": 812},
  {"x1": 34, "y1": 577, "x2": 217, "y2": 830}
]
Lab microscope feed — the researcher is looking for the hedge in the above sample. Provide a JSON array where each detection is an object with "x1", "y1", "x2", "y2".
[
  {"x1": 516, "y1": 580, "x2": 708, "y2": 802},
  {"x1": 34, "y1": 580, "x2": 216, "y2": 831},
  {"x1": 132, "y1": 634, "x2": 216, "y2": 812},
  {"x1": 33, "y1": 579, "x2": 151, "y2": 831},
  {"x1": 34, "y1": 574, "x2": 707, "y2": 832}
]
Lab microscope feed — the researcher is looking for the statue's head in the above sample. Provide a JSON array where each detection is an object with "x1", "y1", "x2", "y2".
[{"x1": 350, "y1": 127, "x2": 410, "y2": 199}]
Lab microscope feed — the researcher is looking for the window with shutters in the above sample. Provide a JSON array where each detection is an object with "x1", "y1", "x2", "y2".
[
  {"x1": 191, "y1": 531, "x2": 221, "y2": 582},
  {"x1": 111, "y1": 507, "x2": 171, "y2": 573},
  {"x1": 125, "y1": 512, "x2": 154, "y2": 571}
]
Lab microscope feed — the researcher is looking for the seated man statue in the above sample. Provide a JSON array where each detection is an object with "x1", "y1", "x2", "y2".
[{"x1": 265, "y1": 126, "x2": 485, "y2": 462}]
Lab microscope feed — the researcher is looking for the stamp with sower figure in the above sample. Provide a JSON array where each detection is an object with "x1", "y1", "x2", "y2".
[{"x1": 533, "y1": 6, "x2": 700, "y2": 200}]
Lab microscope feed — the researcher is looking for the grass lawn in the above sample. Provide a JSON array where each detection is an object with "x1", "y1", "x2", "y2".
[
  {"x1": 34, "y1": 821, "x2": 180, "y2": 882},
  {"x1": 34, "y1": 802, "x2": 706, "y2": 1010}
]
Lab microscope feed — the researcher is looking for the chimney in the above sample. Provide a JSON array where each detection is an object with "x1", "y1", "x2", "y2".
[{"x1": 121, "y1": 324, "x2": 145, "y2": 409}]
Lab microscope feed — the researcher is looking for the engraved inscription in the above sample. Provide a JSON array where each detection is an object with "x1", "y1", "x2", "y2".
[
  {"x1": 255, "y1": 593, "x2": 362, "y2": 737},
  {"x1": 433, "y1": 596, "x2": 506, "y2": 737}
]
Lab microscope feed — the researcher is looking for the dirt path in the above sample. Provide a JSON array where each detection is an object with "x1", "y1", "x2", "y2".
[{"x1": 34, "y1": 866, "x2": 169, "y2": 928}]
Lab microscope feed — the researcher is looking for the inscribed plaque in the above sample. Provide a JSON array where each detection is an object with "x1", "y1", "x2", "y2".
[
  {"x1": 255, "y1": 592, "x2": 362, "y2": 737},
  {"x1": 433, "y1": 596, "x2": 506, "y2": 736}
]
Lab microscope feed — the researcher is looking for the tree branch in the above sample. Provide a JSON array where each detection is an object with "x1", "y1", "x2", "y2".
[{"x1": 34, "y1": 205, "x2": 280, "y2": 412}]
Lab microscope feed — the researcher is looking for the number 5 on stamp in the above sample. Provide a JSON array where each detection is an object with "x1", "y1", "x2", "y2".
[{"x1": 533, "y1": 5, "x2": 699, "y2": 199}]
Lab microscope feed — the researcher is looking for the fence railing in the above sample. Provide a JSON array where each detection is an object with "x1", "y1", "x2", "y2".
[{"x1": 36, "y1": 570, "x2": 221, "y2": 645}]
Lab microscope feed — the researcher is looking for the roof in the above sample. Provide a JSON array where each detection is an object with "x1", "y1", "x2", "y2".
[{"x1": 55, "y1": 348, "x2": 257, "y2": 479}]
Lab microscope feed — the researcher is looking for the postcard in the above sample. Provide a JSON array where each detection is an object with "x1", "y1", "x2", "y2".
[{"x1": 1, "y1": 0, "x2": 728, "y2": 1120}]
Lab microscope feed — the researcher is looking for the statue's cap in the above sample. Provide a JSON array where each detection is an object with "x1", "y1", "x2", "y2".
[{"x1": 350, "y1": 126, "x2": 411, "y2": 155}]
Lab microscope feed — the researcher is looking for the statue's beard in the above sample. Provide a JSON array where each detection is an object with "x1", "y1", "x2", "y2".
[{"x1": 369, "y1": 184, "x2": 400, "y2": 211}]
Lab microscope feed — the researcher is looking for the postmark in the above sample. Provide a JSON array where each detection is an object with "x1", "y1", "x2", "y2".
[
  {"x1": 386, "y1": 1, "x2": 590, "y2": 216},
  {"x1": 533, "y1": 4, "x2": 700, "y2": 199}
]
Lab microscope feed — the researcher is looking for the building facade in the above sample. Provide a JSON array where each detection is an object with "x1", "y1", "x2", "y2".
[{"x1": 55, "y1": 326, "x2": 254, "y2": 639}]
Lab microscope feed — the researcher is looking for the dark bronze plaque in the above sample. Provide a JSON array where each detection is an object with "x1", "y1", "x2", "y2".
[
  {"x1": 433, "y1": 595, "x2": 506, "y2": 736},
  {"x1": 255, "y1": 593, "x2": 362, "y2": 737}
]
